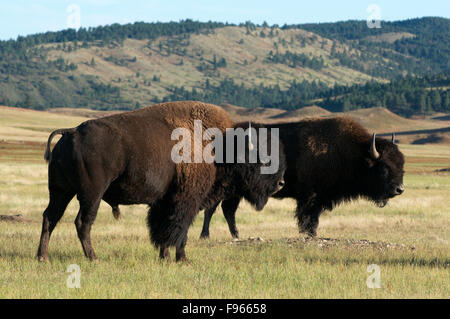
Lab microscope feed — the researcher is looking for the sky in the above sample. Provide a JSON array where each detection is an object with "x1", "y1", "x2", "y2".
[{"x1": 0, "y1": 0, "x2": 449, "y2": 40}]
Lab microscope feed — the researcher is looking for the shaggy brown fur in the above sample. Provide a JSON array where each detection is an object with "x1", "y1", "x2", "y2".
[
  {"x1": 37, "y1": 101, "x2": 285, "y2": 262},
  {"x1": 200, "y1": 117, "x2": 405, "y2": 239}
]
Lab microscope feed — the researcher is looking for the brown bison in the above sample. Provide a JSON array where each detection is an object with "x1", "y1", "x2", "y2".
[
  {"x1": 37, "y1": 101, "x2": 285, "y2": 262},
  {"x1": 200, "y1": 117, "x2": 405, "y2": 239}
]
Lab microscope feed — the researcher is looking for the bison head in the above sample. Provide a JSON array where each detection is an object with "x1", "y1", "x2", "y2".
[
  {"x1": 219, "y1": 123, "x2": 286, "y2": 211},
  {"x1": 240, "y1": 155, "x2": 286, "y2": 211},
  {"x1": 364, "y1": 133, "x2": 405, "y2": 207}
]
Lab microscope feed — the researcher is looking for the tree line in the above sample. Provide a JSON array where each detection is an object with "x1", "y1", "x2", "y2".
[
  {"x1": 295, "y1": 17, "x2": 450, "y2": 74},
  {"x1": 319, "y1": 74, "x2": 450, "y2": 115},
  {"x1": 267, "y1": 51, "x2": 325, "y2": 70},
  {"x1": 164, "y1": 74, "x2": 449, "y2": 116}
]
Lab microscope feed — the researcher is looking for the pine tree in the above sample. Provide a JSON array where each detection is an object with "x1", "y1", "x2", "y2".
[
  {"x1": 429, "y1": 90, "x2": 442, "y2": 111},
  {"x1": 213, "y1": 54, "x2": 217, "y2": 70}
]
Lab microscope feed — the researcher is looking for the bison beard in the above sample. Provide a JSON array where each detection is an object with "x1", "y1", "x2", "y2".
[
  {"x1": 37, "y1": 101, "x2": 285, "y2": 262},
  {"x1": 200, "y1": 117, "x2": 405, "y2": 239}
]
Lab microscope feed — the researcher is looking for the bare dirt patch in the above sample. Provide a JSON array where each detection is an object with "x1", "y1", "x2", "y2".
[
  {"x1": 225, "y1": 236, "x2": 416, "y2": 251},
  {"x1": 0, "y1": 214, "x2": 33, "y2": 223}
]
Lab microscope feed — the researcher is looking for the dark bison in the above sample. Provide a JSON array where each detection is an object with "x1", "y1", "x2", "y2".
[
  {"x1": 200, "y1": 117, "x2": 405, "y2": 239},
  {"x1": 37, "y1": 101, "x2": 285, "y2": 262}
]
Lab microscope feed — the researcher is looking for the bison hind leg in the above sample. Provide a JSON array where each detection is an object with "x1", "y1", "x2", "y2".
[
  {"x1": 296, "y1": 197, "x2": 323, "y2": 238},
  {"x1": 74, "y1": 192, "x2": 104, "y2": 261},
  {"x1": 159, "y1": 244, "x2": 170, "y2": 260},
  {"x1": 222, "y1": 197, "x2": 241, "y2": 239},
  {"x1": 37, "y1": 187, "x2": 75, "y2": 261},
  {"x1": 200, "y1": 202, "x2": 219, "y2": 239},
  {"x1": 298, "y1": 213, "x2": 319, "y2": 237}
]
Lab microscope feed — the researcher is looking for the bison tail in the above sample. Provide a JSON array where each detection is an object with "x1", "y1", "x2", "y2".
[{"x1": 44, "y1": 128, "x2": 76, "y2": 163}]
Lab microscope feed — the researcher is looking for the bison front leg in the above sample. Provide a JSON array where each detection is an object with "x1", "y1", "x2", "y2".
[
  {"x1": 147, "y1": 194, "x2": 199, "y2": 262},
  {"x1": 175, "y1": 235, "x2": 188, "y2": 262},
  {"x1": 159, "y1": 245, "x2": 170, "y2": 260}
]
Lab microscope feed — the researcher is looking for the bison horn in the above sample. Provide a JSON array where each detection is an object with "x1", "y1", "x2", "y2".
[
  {"x1": 391, "y1": 133, "x2": 396, "y2": 144},
  {"x1": 370, "y1": 133, "x2": 380, "y2": 160}
]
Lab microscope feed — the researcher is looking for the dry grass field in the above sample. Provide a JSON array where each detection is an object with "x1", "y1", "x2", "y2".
[{"x1": 0, "y1": 106, "x2": 448, "y2": 298}]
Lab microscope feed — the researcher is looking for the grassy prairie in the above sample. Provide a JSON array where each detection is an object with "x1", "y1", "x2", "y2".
[{"x1": 0, "y1": 108, "x2": 449, "y2": 298}]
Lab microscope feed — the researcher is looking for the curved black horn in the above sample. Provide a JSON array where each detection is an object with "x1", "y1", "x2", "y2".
[
  {"x1": 391, "y1": 133, "x2": 396, "y2": 144},
  {"x1": 370, "y1": 133, "x2": 380, "y2": 160}
]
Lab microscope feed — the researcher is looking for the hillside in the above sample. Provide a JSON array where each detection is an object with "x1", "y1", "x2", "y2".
[
  {"x1": 0, "y1": 18, "x2": 449, "y2": 113},
  {"x1": 270, "y1": 106, "x2": 331, "y2": 119},
  {"x1": 0, "y1": 25, "x2": 374, "y2": 110}
]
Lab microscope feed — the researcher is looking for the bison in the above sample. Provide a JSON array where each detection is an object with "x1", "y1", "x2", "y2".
[
  {"x1": 200, "y1": 117, "x2": 405, "y2": 239},
  {"x1": 37, "y1": 101, "x2": 285, "y2": 262}
]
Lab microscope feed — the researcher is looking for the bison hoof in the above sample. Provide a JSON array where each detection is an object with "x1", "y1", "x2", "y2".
[
  {"x1": 37, "y1": 255, "x2": 48, "y2": 262},
  {"x1": 199, "y1": 233, "x2": 210, "y2": 239},
  {"x1": 112, "y1": 211, "x2": 121, "y2": 220},
  {"x1": 299, "y1": 228, "x2": 317, "y2": 238},
  {"x1": 87, "y1": 254, "x2": 98, "y2": 262}
]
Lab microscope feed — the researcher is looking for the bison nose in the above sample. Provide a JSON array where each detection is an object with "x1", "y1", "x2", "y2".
[
  {"x1": 395, "y1": 184, "x2": 404, "y2": 195},
  {"x1": 278, "y1": 180, "x2": 285, "y2": 188}
]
